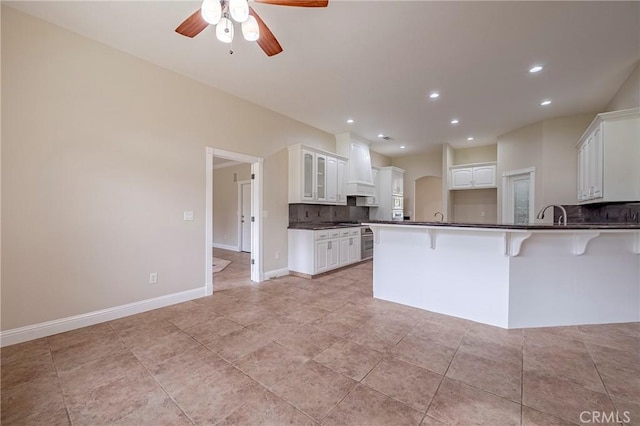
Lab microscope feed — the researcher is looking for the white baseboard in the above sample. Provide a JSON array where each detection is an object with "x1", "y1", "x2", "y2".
[
  {"x1": 263, "y1": 268, "x2": 289, "y2": 280},
  {"x1": 213, "y1": 243, "x2": 239, "y2": 252},
  {"x1": 0, "y1": 286, "x2": 207, "y2": 348}
]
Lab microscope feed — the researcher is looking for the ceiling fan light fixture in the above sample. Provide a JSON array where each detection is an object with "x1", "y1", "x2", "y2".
[
  {"x1": 242, "y1": 15, "x2": 260, "y2": 41},
  {"x1": 229, "y1": 0, "x2": 250, "y2": 23},
  {"x1": 201, "y1": 0, "x2": 222, "y2": 25},
  {"x1": 216, "y1": 17, "x2": 235, "y2": 43}
]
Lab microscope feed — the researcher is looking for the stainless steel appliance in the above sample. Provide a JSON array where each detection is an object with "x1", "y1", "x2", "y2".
[
  {"x1": 391, "y1": 210, "x2": 404, "y2": 221},
  {"x1": 361, "y1": 226, "x2": 373, "y2": 260}
]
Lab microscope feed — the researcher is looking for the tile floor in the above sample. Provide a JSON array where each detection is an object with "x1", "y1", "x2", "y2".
[
  {"x1": 212, "y1": 248, "x2": 252, "y2": 291},
  {"x1": 2, "y1": 257, "x2": 639, "y2": 425}
]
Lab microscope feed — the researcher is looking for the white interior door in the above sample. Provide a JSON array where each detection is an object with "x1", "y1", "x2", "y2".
[
  {"x1": 241, "y1": 182, "x2": 252, "y2": 253},
  {"x1": 502, "y1": 168, "x2": 535, "y2": 225}
]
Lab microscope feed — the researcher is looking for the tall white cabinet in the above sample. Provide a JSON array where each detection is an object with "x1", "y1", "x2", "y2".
[
  {"x1": 371, "y1": 166, "x2": 405, "y2": 220},
  {"x1": 289, "y1": 145, "x2": 348, "y2": 205},
  {"x1": 576, "y1": 108, "x2": 640, "y2": 204}
]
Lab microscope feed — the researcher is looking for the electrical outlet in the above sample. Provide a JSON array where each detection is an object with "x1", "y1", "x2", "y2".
[
  {"x1": 149, "y1": 272, "x2": 158, "y2": 284},
  {"x1": 275, "y1": 251, "x2": 280, "y2": 260}
]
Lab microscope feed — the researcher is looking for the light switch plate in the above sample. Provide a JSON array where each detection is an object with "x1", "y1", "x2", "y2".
[{"x1": 183, "y1": 211, "x2": 194, "y2": 221}]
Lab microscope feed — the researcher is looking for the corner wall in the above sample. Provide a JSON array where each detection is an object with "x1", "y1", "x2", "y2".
[{"x1": 1, "y1": 7, "x2": 334, "y2": 331}]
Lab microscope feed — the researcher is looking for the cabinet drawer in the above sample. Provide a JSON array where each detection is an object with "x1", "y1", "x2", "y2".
[
  {"x1": 350, "y1": 228, "x2": 360, "y2": 236},
  {"x1": 340, "y1": 229, "x2": 350, "y2": 236},
  {"x1": 315, "y1": 231, "x2": 329, "y2": 240},
  {"x1": 329, "y1": 230, "x2": 341, "y2": 238}
]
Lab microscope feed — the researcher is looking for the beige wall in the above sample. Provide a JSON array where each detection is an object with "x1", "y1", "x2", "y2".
[
  {"x1": 453, "y1": 145, "x2": 497, "y2": 165},
  {"x1": 391, "y1": 149, "x2": 442, "y2": 219},
  {"x1": 1, "y1": 7, "x2": 335, "y2": 330},
  {"x1": 496, "y1": 114, "x2": 595, "y2": 223},
  {"x1": 451, "y1": 189, "x2": 498, "y2": 224},
  {"x1": 370, "y1": 149, "x2": 391, "y2": 168},
  {"x1": 414, "y1": 177, "x2": 443, "y2": 221},
  {"x1": 212, "y1": 163, "x2": 251, "y2": 249},
  {"x1": 606, "y1": 61, "x2": 640, "y2": 112}
]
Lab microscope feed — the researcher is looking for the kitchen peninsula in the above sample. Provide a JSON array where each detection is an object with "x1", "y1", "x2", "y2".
[{"x1": 365, "y1": 221, "x2": 640, "y2": 329}]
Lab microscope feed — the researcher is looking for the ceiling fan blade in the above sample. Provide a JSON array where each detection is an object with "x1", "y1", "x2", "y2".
[
  {"x1": 254, "y1": 0, "x2": 328, "y2": 7},
  {"x1": 175, "y1": 9, "x2": 208, "y2": 38},
  {"x1": 250, "y1": 7, "x2": 283, "y2": 57}
]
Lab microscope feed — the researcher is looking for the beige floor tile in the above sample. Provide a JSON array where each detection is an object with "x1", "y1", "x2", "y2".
[
  {"x1": 1, "y1": 338, "x2": 51, "y2": 367},
  {"x1": 182, "y1": 315, "x2": 244, "y2": 345},
  {"x1": 311, "y1": 311, "x2": 367, "y2": 337},
  {"x1": 275, "y1": 324, "x2": 340, "y2": 357},
  {"x1": 206, "y1": 327, "x2": 272, "y2": 362},
  {"x1": 596, "y1": 363, "x2": 640, "y2": 403},
  {"x1": 130, "y1": 331, "x2": 200, "y2": 371},
  {"x1": 521, "y1": 406, "x2": 576, "y2": 425},
  {"x1": 1, "y1": 376, "x2": 67, "y2": 425},
  {"x1": 270, "y1": 360, "x2": 357, "y2": 421},
  {"x1": 247, "y1": 314, "x2": 304, "y2": 340},
  {"x1": 279, "y1": 304, "x2": 332, "y2": 324},
  {"x1": 611, "y1": 397, "x2": 640, "y2": 426},
  {"x1": 65, "y1": 370, "x2": 176, "y2": 424},
  {"x1": 408, "y1": 319, "x2": 466, "y2": 350},
  {"x1": 457, "y1": 331, "x2": 523, "y2": 366},
  {"x1": 362, "y1": 357, "x2": 442, "y2": 412},
  {"x1": 345, "y1": 320, "x2": 409, "y2": 352},
  {"x1": 1, "y1": 348, "x2": 58, "y2": 390},
  {"x1": 427, "y1": 377, "x2": 521, "y2": 425},
  {"x1": 218, "y1": 389, "x2": 316, "y2": 426},
  {"x1": 234, "y1": 341, "x2": 309, "y2": 387},
  {"x1": 322, "y1": 384, "x2": 423, "y2": 426},
  {"x1": 522, "y1": 370, "x2": 615, "y2": 424},
  {"x1": 447, "y1": 350, "x2": 522, "y2": 402},
  {"x1": 313, "y1": 339, "x2": 383, "y2": 381},
  {"x1": 390, "y1": 333, "x2": 456, "y2": 375}
]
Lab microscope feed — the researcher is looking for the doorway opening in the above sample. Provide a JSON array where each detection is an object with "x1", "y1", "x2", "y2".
[
  {"x1": 502, "y1": 167, "x2": 535, "y2": 225},
  {"x1": 206, "y1": 147, "x2": 263, "y2": 295},
  {"x1": 414, "y1": 176, "x2": 443, "y2": 221}
]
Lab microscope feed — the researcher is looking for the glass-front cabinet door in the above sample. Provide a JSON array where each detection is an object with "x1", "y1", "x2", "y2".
[
  {"x1": 316, "y1": 154, "x2": 326, "y2": 201},
  {"x1": 302, "y1": 150, "x2": 315, "y2": 201},
  {"x1": 513, "y1": 177, "x2": 530, "y2": 225}
]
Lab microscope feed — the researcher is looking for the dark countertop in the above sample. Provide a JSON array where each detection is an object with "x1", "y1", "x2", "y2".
[
  {"x1": 363, "y1": 220, "x2": 640, "y2": 230},
  {"x1": 288, "y1": 222, "x2": 363, "y2": 230}
]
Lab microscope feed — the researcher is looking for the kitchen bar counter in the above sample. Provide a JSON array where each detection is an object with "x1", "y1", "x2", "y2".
[
  {"x1": 365, "y1": 222, "x2": 640, "y2": 329},
  {"x1": 368, "y1": 220, "x2": 640, "y2": 230},
  {"x1": 288, "y1": 222, "x2": 363, "y2": 230}
]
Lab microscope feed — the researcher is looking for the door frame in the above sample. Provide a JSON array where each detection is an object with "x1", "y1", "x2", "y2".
[
  {"x1": 501, "y1": 167, "x2": 536, "y2": 225},
  {"x1": 237, "y1": 180, "x2": 252, "y2": 253},
  {"x1": 206, "y1": 147, "x2": 263, "y2": 295}
]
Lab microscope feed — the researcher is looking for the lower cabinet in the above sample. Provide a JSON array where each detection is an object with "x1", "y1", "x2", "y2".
[{"x1": 289, "y1": 227, "x2": 361, "y2": 276}]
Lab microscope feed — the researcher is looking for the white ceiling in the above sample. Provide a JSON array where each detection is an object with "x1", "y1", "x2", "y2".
[{"x1": 6, "y1": 1, "x2": 639, "y2": 156}]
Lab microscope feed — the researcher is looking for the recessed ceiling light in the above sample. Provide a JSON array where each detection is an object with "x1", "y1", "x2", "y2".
[
  {"x1": 400, "y1": 145, "x2": 406, "y2": 149},
  {"x1": 450, "y1": 119, "x2": 460, "y2": 125},
  {"x1": 429, "y1": 92, "x2": 440, "y2": 99},
  {"x1": 378, "y1": 133, "x2": 384, "y2": 138},
  {"x1": 540, "y1": 99, "x2": 552, "y2": 106},
  {"x1": 346, "y1": 119, "x2": 354, "y2": 124},
  {"x1": 467, "y1": 137, "x2": 474, "y2": 141},
  {"x1": 529, "y1": 65, "x2": 544, "y2": 73}
]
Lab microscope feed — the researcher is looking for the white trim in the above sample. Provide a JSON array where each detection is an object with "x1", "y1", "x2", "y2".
[
  {"x1": 501, "y1": 167, "x2": 536, "y2": 225},
  {"x1": 0, "y1": 287, "x2": 206, "y2": 347},
  {"x1": 213, "y1": 160, "x2": 243, "y2": 170},
  {"x1": 238, "y1": 180, "x2": 251, "y2": 253},
  {"x1": 213, "y1": 242, "x2": 240, "y2": 252},
  {"x1": 263, "y1": 268, "x2": 290, "y2": 280},
  {"x1": 206, "y1": 147, "x2": 214, "y2": 296},
  {"x1": 207, "y1": 147, "x2": 264, "y2": 289}
]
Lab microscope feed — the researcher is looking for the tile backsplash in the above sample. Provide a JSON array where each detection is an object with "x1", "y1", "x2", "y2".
[
  {"x1": 289, "y1": 198, "x2": 370, "y2": 224},
  {"x1": 556, "y1": 203, "x2": 640, "y2": 224}
]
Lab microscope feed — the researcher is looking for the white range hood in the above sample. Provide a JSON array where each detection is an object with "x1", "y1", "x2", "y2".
[{"x1": 335, "y1": 132, "x2": 375, "y2": 196}]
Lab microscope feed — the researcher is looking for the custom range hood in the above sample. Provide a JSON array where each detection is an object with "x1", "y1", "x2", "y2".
[{"x1": 335, "y1": 132, "x2": 375, "y2": 197}]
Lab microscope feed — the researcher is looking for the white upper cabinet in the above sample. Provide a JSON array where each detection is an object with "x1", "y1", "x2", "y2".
[
  {"x1": 449, "y1": 163, "x2": 496, "y2": 190},
  {"x1": 288, "y1": 144, "x2": 348, "y2": 205},
  {"x1": 391, "y1": 168, "x2": 404, "y2": 196},
  {"x1": 576, "y1": 108, "x2": 638, "y2": 204},
  {"x1": 337, "y1": 159, "x2": 347, "y2": 203}
]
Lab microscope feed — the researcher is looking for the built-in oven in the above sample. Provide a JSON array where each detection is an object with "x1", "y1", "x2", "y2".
[
  {"x1": 361, "y1": 226, "x2": 373, "y2": 260},
  {"x1": 392, "y1": 210, "x2": 404, "y2": 221},
  {"x1": 392, "y1": 196, "x2": 403, "y2": 209}
]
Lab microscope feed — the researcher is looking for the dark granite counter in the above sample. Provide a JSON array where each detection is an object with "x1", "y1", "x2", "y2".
[
  {"x1": 364, "y1": 220, "x2": 640, "y2": 230},
  {"x1": 288, "y1": 222, "x2": 362, "y2": 230}
]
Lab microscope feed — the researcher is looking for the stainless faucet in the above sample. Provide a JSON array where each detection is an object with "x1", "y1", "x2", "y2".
[
  {"x1": 434, "y1": 212, "x2": 444, "y2": 222},
  {"x1": 536, "y1": 205, "x2": 567, "y2": 226}
]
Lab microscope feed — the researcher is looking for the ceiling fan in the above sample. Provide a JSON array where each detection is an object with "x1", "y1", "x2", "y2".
[{"x1": 175, "y1": 0, "x2": 328, "y2": 57}]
